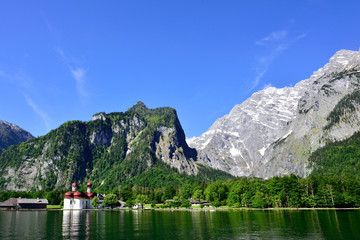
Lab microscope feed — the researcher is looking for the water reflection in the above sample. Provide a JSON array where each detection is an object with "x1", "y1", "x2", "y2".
[
  {"x1": 57, "y1": 210, "x2": 360, "y2": 240},
  {"x1": 0, "y1": 209, "x2": 359, "y2": 239},
  {"x1": 62, "y1": 210, "x2": 91, "y2": 239}
]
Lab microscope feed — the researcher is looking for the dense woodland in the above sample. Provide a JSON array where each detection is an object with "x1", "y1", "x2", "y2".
[
  {"x1": 309, "y1": 131, "x2": 360, "y2": 177},
  {"x1": 1, "y1": 174, "x2": 360, "y2": 208}
]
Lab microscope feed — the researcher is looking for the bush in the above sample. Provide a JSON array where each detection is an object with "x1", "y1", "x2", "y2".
[
  {"x1": 211, "y1": 201, "x2": 221, "y2": 208},
  {"x1": 103, "y1": 194, "x2": 120, "y2": 208},
  {"x1": 181, "y1": 199, "x2": 191, "y2": 208},
  {"x1": 125, "y1": 199, "x2": 134, "y2": 208},
  {"x1": 91, "y1": 196, "x2": 100, "y2": 208}
]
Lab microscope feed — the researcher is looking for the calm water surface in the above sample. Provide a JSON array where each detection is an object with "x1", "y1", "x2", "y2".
[{"x1": 0, "y1": 209, "x2": 359, "y2": 239}]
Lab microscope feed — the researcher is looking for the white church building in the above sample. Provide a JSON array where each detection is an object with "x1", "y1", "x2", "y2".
[{"x1": 64, "y1": 182, "x2": 95, "y2": 210}]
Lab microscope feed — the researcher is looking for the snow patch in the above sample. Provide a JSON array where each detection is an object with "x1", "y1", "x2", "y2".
[
  {"x1": 230, "y1": 147, "x2": 242, "y2": 157},
  {"x1": 259, "y1": 147, "x2": 267, "y2": 156},
  {"x1": 281, "y1": 131, "x2": 293, "y2": 140}
]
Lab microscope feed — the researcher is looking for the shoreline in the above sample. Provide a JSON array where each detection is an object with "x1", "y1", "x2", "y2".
[{"x1": 1, "y1": 207, "x2": 360, "y2": 211}]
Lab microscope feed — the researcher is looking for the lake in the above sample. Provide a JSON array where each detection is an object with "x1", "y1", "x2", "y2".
[{"x1": 0, "y1": 209, "x2": 359, "y2": 239}]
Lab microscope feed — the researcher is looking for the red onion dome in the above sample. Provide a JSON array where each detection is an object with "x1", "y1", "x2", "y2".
[
  {"x1": 74, "y1": 191, "x2": 89, "y2": 199},
  {"x1": 64, "y1": 191, "x2": 74, "y2": 199},
  {"x1": 72, "y1": 182, "x2": 78, "y2": 188},
  {"x1": 74, "y1": 191, "x2": 83, "y2": 199},
  {"x1": 87, "y1": 182, "x2": 92, "y2": 188}
]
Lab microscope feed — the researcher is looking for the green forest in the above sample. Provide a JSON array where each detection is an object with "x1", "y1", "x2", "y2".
[
  {"x1": 1, "y1": 174, "x2": 360, "y2": 208},
  {"x1": 308, "y1": 131, "x2": 360, "y2": 177}
]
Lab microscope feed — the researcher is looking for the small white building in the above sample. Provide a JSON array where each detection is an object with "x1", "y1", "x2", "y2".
[{"x1": 63, "y1": 182, "x2": 95, "y2": 210}]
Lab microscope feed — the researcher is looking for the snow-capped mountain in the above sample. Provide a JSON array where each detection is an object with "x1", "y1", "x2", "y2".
[{"x1": 189, "y1": 49, "x2": 360, "y2": 178}]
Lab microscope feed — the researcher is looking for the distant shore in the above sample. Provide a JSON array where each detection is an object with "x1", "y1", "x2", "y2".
[
  {"x1": 2, "y1": 206, "x2": 360, "y2": 211},
  {"x1": 6, "y1": 207, "x2": 360, "y2": 211}
]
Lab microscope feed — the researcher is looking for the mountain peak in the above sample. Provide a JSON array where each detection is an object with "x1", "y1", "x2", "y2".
[
  {"x1": 133, "y1": 101, "x2": 147, "y2": 108},
  {"x1": 126, "y1": 101, "x2": 148, "y2": 114},
  {"x1": 329, "y1": 49, "x2": 360, "y2": 66},
  {"x1": 188, "y1": 48, "x2": 360, "y2": 179},
  {"x1": 91, "y1": 112, "x2": 106, "y2": 121},
  {"x1": 0, "y1": 120, "x2": 34, "y2": 153},
  {"x1": 312, "y1": 49, "x2": 360, "y2": 79}
]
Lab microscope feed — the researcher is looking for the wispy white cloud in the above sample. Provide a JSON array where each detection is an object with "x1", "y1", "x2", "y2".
[
  {"x1": 24, "y1": 95, "x2": 51, "y2": 131},
  {"x1": 256, "y1": 30, "x2": 288, "y2": 46},
  {"x1": 0, "y1": 68, "x2": 53, "y2": 133},
  {"x1": 71, "y1": 68, "x2": 87, "y2": 98},
  {"x1": 55, "y1": 48, "x2": 89, "y2": 100},
  {"x1": 250, "y1": 30, "x2": 307, "y2": 91},
  {"x1": 251, "y1": 70, "x2": 267, "y2": 91},
  {"x1": 294, "y1": 33, "x2": 307, "y2": 41}
]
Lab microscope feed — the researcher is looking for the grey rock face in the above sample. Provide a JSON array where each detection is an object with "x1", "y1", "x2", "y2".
[
  {"x1": 188, "y1": 80, "x2": 310, "y2": 177},
  {"x1": 151, "y1": 121, "x2": 198, "y2": 175},
  {"x1": 188, "y1": 49, "x2": 360, "y2": 178},
  {"x1": 0, "y1": 120, "x2": 34, "y2": 153}
]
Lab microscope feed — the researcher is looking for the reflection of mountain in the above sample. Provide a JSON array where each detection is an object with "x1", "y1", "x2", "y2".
[{"x1": 62, "y1": 210, "x2": 91, "y2": 239}]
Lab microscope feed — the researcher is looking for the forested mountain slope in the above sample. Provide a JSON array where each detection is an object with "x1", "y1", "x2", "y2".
[
  {"x1": 309, "y1": 130, "x2": 360, "y2": 177},
  {"x1": 0, "y1": 102, "x2": 232, "y2": 191}
]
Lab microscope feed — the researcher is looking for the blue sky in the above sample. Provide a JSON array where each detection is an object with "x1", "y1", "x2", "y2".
[{"x1": 1, "y1": 1, "x2": 360, "y2": 138}]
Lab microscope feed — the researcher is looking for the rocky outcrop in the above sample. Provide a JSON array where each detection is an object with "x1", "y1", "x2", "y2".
[
  {"x1": 151, "y1": 117, "x2": 198, "y2": 175},
  {"x1": 188, "y1": 49, "x2": 360, "y2": 178}
]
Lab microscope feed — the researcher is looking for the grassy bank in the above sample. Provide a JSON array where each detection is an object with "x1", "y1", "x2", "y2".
[{"x1": 47, "y1": 205, "x2": 62, "y2": 209}]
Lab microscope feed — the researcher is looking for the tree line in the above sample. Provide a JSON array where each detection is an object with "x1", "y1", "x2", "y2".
[
  {"x1": 1, "y1": 174, "x2": 360, "y2": 208},
  {"x1": 113, "y1": 175, "x2": 360, "y2": 208}
]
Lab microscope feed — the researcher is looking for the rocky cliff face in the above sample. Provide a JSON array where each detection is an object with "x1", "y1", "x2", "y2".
[
  {"x1": 0, "y1": 102, "x2": 200, "y2": 191},
  {"x1": 0, "y1": 120, "x2": 33, "y2": 153},
  {"x1": 188, "y1": 49, "x2": 360, "y2": 178}
]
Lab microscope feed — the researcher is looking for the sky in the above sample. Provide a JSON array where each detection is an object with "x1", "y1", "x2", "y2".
[{"x1": 1, "y1": 1, "x2": 360, "y2": 138}]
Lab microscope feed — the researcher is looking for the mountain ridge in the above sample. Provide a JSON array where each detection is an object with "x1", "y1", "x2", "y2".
[{"x1": 188, "y1": 49, "x2": 360, "y2": 178}]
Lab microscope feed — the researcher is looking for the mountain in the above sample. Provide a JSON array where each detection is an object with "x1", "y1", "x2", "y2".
[
  {"x1": 188, "y1": 49, "x2": 360, "y2": 178},
  {"x1": 0, "y1": 102, "x2": 231, "y2": 191},
  {"x1": 0, "y1": 120, "x2": 33, "y2": 153}
]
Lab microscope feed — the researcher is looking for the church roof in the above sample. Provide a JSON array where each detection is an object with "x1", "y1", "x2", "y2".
[
  {"x1": 65, "y1": 191, "x2": 95, "y2": 199},
  {"x1": 65, "y1": 182, "x2": 95, "y2": 199}
]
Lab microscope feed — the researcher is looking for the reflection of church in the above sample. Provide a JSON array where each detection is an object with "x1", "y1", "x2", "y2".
[
  {"x1": 62, "y1": 210, "x2": 92, "y2": 239},
  {"x1": 64, "y1": 182, "x2": 95, "y2": 210}
]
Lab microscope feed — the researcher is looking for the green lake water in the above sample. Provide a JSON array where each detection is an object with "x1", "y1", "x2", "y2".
[{"x1": 0, "y1": 209, "x2": 359, "y2": 239}]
